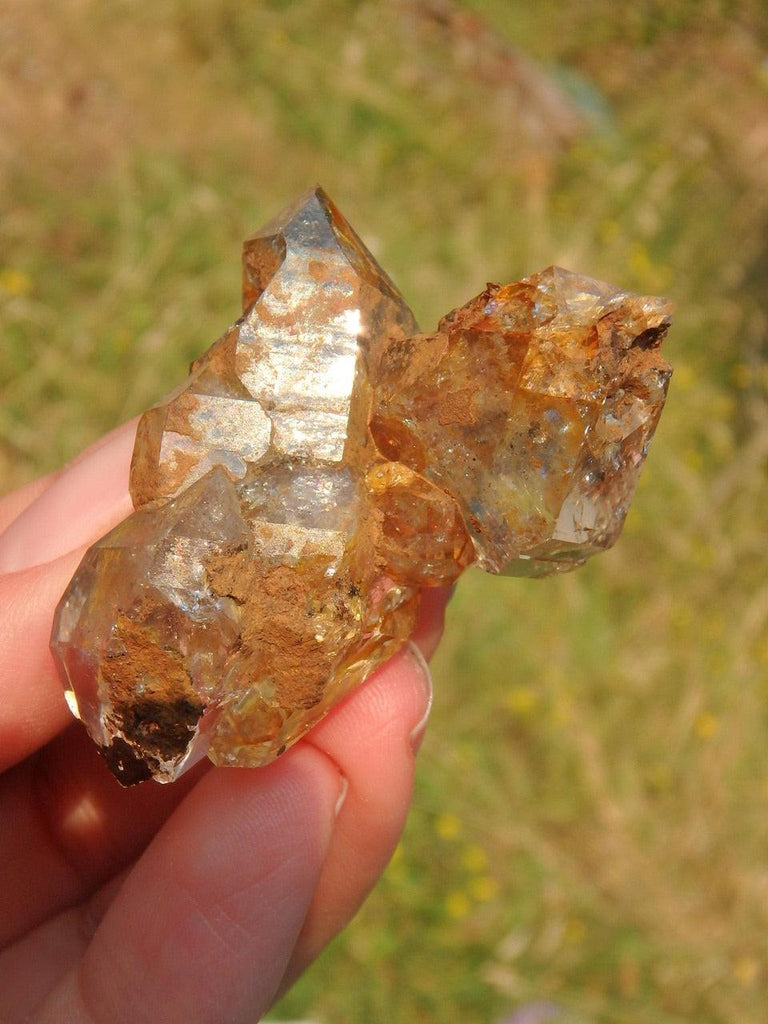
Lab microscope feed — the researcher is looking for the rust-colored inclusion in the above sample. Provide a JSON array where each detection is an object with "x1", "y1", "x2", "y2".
[{"x1": 51, "y1": 189, "x2": 671, "y2": 785}]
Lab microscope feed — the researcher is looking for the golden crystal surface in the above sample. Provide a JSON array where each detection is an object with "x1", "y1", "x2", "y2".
[
  {"x1": 51, "y1": 188, "x2": 671, "y2": 785},
  {"x1": 371, "y1": 267, "x2": 672, "y2": 576}
]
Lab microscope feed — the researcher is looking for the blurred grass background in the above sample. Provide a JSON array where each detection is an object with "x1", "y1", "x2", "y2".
[{"x1": 2, "y1": 0, "x2": 768, "y2": 1020}]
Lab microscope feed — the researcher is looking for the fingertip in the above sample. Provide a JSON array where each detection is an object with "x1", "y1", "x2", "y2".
[
  {"x1": 277, "y1": 644, "x2": 436, "y2": 992},
  {"x1": 307, "y1": 642, "x2": 433, "y2": 771},
  {"x1": 411, "y1": 585, "x2": 453, "y2": 661}
]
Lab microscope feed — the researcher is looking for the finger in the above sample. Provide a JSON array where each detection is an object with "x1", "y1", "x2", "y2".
[
  {"x1": 0, "y1": 725, "x2": 207, "y2": 948},
  {"x1": 34, "y1": 745, "x2": 344, "y2": 1024},
  {"x1": 0, "y1": 588, "x2": 448, "y2": 944},
  {"x1": 0, "y1": 550, "x2": 86, "y2": 772},
  {"x1": 0, "y1": 421, "x2": 135, "y2": 573},
  {"x1": 7, "y1": 637, "x2": 435, "y2": 1020},
  {"x1": 0, "y1": 881, "x2": 103, "y2": 1020},
  {"x1": 0, "y1": 471, "x2": 59, "y2": 536},
  {"x1": 279, "y1": 642, "x2": 433, "y2": 993},
  {"x1": 411, "y1": 584, "x2": 452, "y2": 661}
]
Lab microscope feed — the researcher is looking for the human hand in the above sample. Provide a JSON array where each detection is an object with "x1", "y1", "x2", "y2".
[{"x1": 0, "y1": 422, "x2": 448, "y2": 1022}]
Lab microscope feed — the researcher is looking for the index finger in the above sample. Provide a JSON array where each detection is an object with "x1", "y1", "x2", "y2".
[
  {"x1": 0, "y1": 423, "x2": 136, "y2": 770},
  {"x1": 0, "y1": 550, "x2": 87, "y2": 771},
  {"x1": 0, "y1": 421, "x2": 136, "y2": 574}
]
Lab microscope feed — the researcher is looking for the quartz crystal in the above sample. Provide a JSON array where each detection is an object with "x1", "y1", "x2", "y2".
[
  {"x1": 51, "y1": 187, "x2": 672, "y2": 785},
  {"x1": 370, "y1": 267, "x2": 672, "y2": 576}
]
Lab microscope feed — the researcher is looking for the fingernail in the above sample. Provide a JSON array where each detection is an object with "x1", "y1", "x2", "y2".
[
  {"x1": 334, "y1": 774, "x2": 349, "y2": 818},
  {"x1": 407, "y1": 640, "x2": 433, "y2": 754}
]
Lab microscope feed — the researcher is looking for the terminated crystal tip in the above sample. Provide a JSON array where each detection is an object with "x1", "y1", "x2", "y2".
[{"x1": 51, "y1": 190, "x2": 672, "y2": 785}]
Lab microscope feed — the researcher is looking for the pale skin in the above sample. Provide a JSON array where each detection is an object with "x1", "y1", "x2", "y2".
[{"x1": 0, "y1": 421, "x2": 449, "y2": 1023}]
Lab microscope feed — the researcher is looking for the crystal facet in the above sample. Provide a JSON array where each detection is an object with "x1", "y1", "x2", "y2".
[{"x1": 51, "y1": 188, "x2": 672, "y2": 785}]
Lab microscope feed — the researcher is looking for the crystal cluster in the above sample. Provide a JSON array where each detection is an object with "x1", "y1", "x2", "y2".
[{"x1": 51, "y1": 188, "x2": 672, "y2": 785}]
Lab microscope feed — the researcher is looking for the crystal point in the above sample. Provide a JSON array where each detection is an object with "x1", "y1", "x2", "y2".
[{"x1": 51, "y1": 194, "x2": 671, "y2": 784}]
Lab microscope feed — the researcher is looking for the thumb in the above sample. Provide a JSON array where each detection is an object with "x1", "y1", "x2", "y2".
[{"x1": 36, "y1": 745, "x2": 343, "y2": 1024}]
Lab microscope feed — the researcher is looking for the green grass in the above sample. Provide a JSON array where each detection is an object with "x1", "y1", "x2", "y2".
[{"x1": 2, "y1": 0, "x2": 768, "y2": 1020}]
